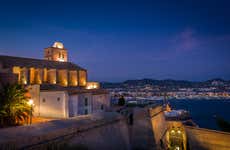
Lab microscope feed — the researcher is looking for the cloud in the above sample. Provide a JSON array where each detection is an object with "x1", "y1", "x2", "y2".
[
  {"x1": 151, "y1": 28, "x2": 230, "y2": 62},
  {"x1": 171, "y1": 28, "x2": 199, "y2": 53},
  {"x1": 150, "y1": 28, "x2": 200, "y2": 62}
]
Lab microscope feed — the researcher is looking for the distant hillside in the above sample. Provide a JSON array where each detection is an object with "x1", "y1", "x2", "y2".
[{"x1": 101, "y1": 78, "x2": 230, "y2": 89}]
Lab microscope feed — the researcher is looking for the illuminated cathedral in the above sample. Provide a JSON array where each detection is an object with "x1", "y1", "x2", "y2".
[{"x1": 0, "y1": 42, "x2": 109, "y2": 118}]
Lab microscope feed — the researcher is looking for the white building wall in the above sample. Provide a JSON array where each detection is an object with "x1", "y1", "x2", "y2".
[
  {"x1": 77, "y1": 93, "x2": 92, "y2": 115},
  {"x1": 28, "y1": 86, "x2": 110, "y2": 118},
  {"x1": 92, "y1": 94, "x2": 110, "y2": 113},
  {"x1": 69, "y1": 95, "x2": 79, "y2": 117},
  {"x1": 27, "y1": 84, "x2": 40, "y2": 117},
  {"x1": 40, "y1": 91, "x2": 69, "y2": 118}
]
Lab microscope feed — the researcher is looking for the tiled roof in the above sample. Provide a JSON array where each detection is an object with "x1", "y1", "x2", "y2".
[{"x1": 0, "y1": 55, "x2": 86, "y2": 70}]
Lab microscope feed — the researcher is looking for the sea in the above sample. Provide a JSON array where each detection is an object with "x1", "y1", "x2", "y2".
[{"x1": 168, "y1": 99, "x2": 230, "y2": 131}]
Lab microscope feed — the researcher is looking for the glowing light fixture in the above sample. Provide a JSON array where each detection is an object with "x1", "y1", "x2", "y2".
[
  {"x1": 86, "y1": 82, "x2": 99, "y2": 89},
  {"x1": 175, "y1": 146, "x2": 180, "y2": 150},
  {"x1": 53, "y1": 80, "x2": 56, "y2": 84},
  {"x1": 28, "y1": 99, "x2": 34, "y2": 106},
  {"x1": 24, "y1": 80, "x2": 27, "y2": 84}
]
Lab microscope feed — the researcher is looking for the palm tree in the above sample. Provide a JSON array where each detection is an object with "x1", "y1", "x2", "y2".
[{"x1": 0, "y1": 84, "x2": 31, "y2": 127}]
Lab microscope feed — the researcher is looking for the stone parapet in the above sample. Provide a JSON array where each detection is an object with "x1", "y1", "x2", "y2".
[
  {"x1": 185, "y1": 126, "x2": 230, "y2": 150},
  {"x1": 0, "y1": 112, "x2": 125, "y2": 149}
]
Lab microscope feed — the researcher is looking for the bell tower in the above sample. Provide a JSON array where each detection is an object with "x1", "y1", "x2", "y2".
[{"x1": 44, "y1": 42, "x2": 68, "y2": 62}]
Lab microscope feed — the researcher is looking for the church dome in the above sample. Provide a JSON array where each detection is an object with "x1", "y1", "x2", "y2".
[{"x1": 53, "y1": 42, "x2": 64, "y2": 49}]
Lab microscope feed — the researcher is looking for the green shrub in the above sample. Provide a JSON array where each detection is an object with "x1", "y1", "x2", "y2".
[{"x1": 118, "y1": 96, "x2": 125, "y2": 106}]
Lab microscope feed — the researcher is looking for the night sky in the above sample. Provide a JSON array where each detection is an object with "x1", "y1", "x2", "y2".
[{"x1": 0, "y1": 0, "x2": 230, "y2": 82}]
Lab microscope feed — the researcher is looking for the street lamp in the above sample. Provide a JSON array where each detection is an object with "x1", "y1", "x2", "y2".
[{"x1": 28, "y1": 99, "x2": 34, "y2": 125}]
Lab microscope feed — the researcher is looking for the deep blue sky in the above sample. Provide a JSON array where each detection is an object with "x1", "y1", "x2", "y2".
[{"x1": 0, "y1": 0, "x2": 230, "y2": 82}]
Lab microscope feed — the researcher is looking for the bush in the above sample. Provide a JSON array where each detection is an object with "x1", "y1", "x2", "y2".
[
  {"x1": 118, "y1": 96, "x2": 125, "y2": 106},
  {"x1": 216, "y1": 116, "x2": 230, "y2": 132},
  {"x1": 0, "y1": 84, "x2": 31, "y2": 127}
]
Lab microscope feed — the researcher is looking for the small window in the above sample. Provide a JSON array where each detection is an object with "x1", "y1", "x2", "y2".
[
  {"x1": 101, "y1": 105, "x2": 104, "y2": 110},
  {"x1": 84, "y1": 109, "x2": 88, "y2": 115},
  {"x1": 57, "y1": 97, "x2": 60, "y2": 101},
  {"x1": 84, "y1": 98, "x2": 88, "y2": 106},
  {"x1": 43, "y1": 98, "x2": 46, "y2": 103}
]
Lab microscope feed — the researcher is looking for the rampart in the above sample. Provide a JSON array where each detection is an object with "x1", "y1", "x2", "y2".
[
  {"x1": 149, "y1": 105, "x2": 167, "y2": 150},
  {"x1": 0, "y1": 112, "x2": 130, "y2": 150},
  {"x1": 185, "y1": 126, "x2": 230, "y2": 150}
]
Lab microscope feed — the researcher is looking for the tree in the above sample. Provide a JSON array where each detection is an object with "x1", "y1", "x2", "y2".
[
  {"x1": 118, "y1": 96, "x2": 125, "y2": 106},
  {"x1": 0, "y1": 84, "x2": 31, "y2": 127},
  {"x1": 216, "y1": 116, "x2": 230, "y2": 132}
]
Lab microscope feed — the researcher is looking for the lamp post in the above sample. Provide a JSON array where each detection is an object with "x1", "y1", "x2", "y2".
[{"x1": 28, "y1": 99, "x2": 34, "y2": 125}]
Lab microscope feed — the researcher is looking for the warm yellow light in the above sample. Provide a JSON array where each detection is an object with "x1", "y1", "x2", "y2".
[
  {"x1": 171, "y1": 130, "x2": 175, "y2": 134},
  {"x1": 177, "y1": 130, "x2": 181, "y2": 134},
  {"x1": 28, "y1": 99, "x2": 34, "y2": 106},
  {"x1": 86, "y1": 84, "x2": 97, "y2": 89},
  {"x1": 175, "y1": 146, "x2": 180, "y2": 150},
  {"x1": 63, "y1": 80, "x2": 68, "y2": 86},
  {"x1": 58, "y1": 58, "x2": 65, "y2": 62},
  {"x1": 86, "y1": 82, "x2": 99, "y2": 89}
]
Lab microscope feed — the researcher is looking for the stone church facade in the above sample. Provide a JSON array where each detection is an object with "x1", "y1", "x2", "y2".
[{"x1": 0, "y1": 42, "x2": 110, "y2": 118}]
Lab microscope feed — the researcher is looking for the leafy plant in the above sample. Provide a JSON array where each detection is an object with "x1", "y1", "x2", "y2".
[
  {"x1": 118, "y1": 96, "x2": 125, "y2": 106},
  {"x1": 0, "y1": 84, "x2": 31, "y2": 127},
  {"x1": 216, "y1": 116, "x2": 230, "y2": 132}
]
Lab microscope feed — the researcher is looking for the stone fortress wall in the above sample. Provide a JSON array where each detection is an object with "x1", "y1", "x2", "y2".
[
  {"x1": 185, "y1": 126, "x2": 230, "y2": 150},
  {"x1": 149, "y1": 105, "x2": 230, "y2": 150},
  {"x1": 0, "y1": 107, "x2": 157, "y2": 150},
  {"x1": 0, "y1": 112, "x2": 130, "y2": 150},
  {"x1": 149, "y1": 105, "x2": 167, "y2": 149},
  {"x1": 0, "y1": 104, "x2": 229, "y2": 150},
  {"x1": 68, "y1": 116, "x2": 130, "y2": 150}
]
